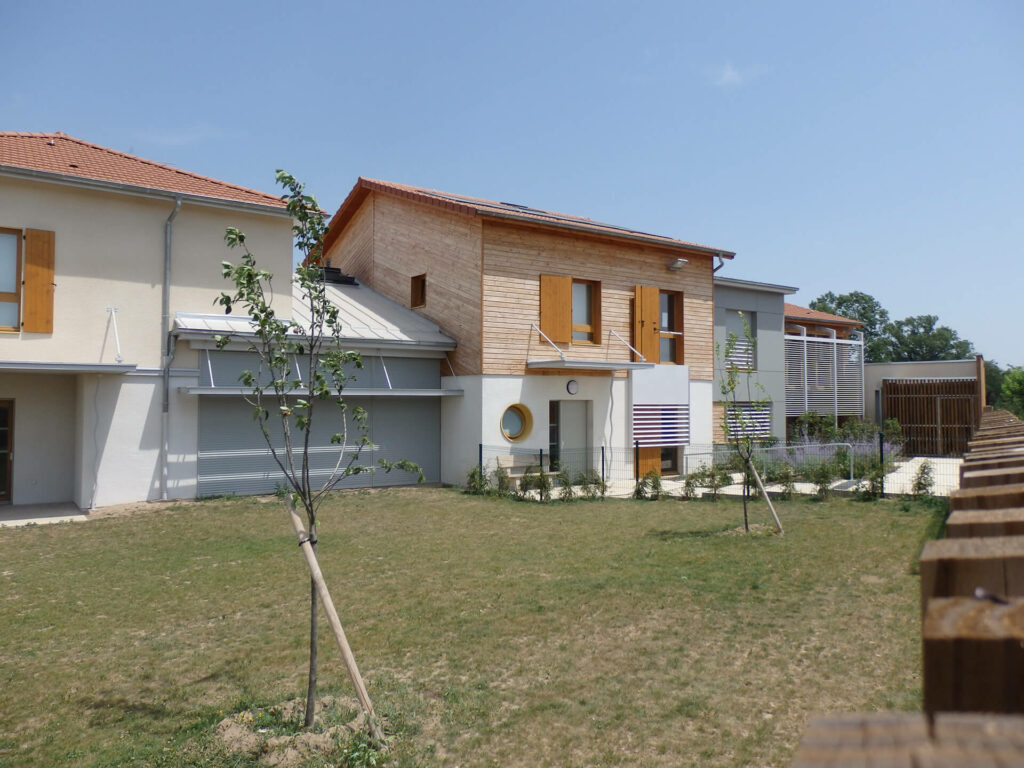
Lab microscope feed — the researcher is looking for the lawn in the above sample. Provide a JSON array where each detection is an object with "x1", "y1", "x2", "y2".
[{"x1": 0, "y1": 488, "x2": 943, "y2": 767}]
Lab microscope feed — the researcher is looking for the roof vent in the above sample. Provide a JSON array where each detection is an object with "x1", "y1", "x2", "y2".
[{"x1": 322, "y1": 266, "x2": 357, "y2": 285}]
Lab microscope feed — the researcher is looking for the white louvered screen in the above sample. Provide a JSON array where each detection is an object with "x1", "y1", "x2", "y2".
[
  {"x1": 725, "y1": 338, "x2": 755, "y2": 370},
  {"x1": 632, "y1": 404, "x2": 690, "y2": 447},
  {"x1": 784, "y1": 334, "x2": 864, "y2": 419},
  {"x1": 836, "y1": 342, "x2": 863, "y2": 415},
  {"x1": 725, "y1": 402, "x2": 772, "y2": 438}
]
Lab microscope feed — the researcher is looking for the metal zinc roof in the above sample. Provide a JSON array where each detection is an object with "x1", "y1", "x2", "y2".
[{"x1": 175, "y1": 280, "x2": 456, "y2": 349}]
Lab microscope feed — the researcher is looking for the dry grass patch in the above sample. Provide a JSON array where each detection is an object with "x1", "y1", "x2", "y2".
[{"x1": 0, "y1": 488, "x2": 942, "y2": 767}]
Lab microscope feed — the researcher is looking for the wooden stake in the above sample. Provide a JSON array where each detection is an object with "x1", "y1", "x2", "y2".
[
  {"x1": 286, "y1": 502, "x2": 384, "y2": 743},
  {"x1": 747, "y1": 459, "x2": 783, "y2": 535}
]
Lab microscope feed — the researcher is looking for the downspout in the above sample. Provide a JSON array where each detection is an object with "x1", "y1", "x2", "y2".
[
  {"x1": 712, "y1": 253, "x2": 726, "y2": 273},
  {"x1": 160, "y1": 197, "x2": 182, "y2": 500}
]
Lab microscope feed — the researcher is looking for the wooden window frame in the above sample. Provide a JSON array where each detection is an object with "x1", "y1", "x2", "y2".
[
  {"x1": 571, "y1": 278, "x2": 601, "y2": 345},
  {"x1": 0, "y1": 227, "x2": 22, "y2": 332},
  {"x1": 410, "y1": 273, "x2": 426, "y2": 308},
  {"x1": 658, "y1": 290, "x2": 684, "y2": 364}
]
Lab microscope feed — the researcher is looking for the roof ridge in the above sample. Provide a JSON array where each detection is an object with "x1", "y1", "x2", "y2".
[{"x1": 0, "y1": 131, "x2": 283, "y2": 205}]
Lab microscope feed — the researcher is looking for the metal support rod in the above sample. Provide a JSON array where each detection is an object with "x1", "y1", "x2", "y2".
[
  {"x1": 609, "y1": 329, "x2": 646, "y2": 361},
  {"x1": 601, "y1": 445, "x2": 606, "y2": 482},
  {"x1": 105, "y1": 307, "x2": 123, "y2": 364},
  {"x1": 379, "y1": 352, "x2": 392, "y2": 390},
  {"x1": 879, "y1": 432, "x2": 886, "y2": 499},
  {"x1": 634, "y1": 439, "x2": 640, "y2": 481},
  {"x1": 478, "y1": 443, "x2": 483, "y2": 479},
  {"x1": 531, "y1": 323, "x2": 567, "y2": 361}
]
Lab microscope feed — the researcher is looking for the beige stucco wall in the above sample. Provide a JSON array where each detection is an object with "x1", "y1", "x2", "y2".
[{"x1": 0, "y1": 176, "x2": 292, "y2": 369}]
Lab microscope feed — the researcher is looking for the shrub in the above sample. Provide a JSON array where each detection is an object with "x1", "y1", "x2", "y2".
[
  {"x1": 465, "y1": 465, "x2": 489, "y2": 495},
  {"x1": 535, "y1": 468, "x2": 553, "y2": 502},
  {"x1": 811, "y1": 462, "x2": 834, "y2": 499},
  {"x1": 633, "y1": 473, "x2": 651, "y2": 500},
  {"x1": 912, "y1": 459, "x2": 934, "y2": 497},
  {"x1": 495, "y1": 466, "x2": 513, "y2": 497},
  {"x1": 557, "y1": 467, "x2": 575, "y2": 502}
]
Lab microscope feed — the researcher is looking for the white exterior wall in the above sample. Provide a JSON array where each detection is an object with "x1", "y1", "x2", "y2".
[
  {"x1": 688, "y1": 380, "x2": 714, "y2": 447},
  {"x1": 440, "y1": 375, "x2": 482, "y2": 486}
]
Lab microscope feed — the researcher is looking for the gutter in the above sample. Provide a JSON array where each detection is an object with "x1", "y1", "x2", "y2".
[
  {"x1": 0, "y1": 164, "x2": 290, "y2": 217},
  {"x1": 160, "y1": 198, "x2": 182, "y2": 501}
]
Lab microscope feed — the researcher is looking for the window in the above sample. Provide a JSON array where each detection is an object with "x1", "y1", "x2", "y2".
[
  {"x1": 0, "y1": 227, "x2": 55, "y2": 333},
  {"x1": 0, "y1": 229, "x2": 20, "y2": 330},
  {"x1": 410, "y1": 274, "x2": 426, "y2": 308},
  {"x1": 539, "y1": 274, "x2": 601, "y2": 345},
  {"x1": 571, "y1": 279, "x2": 600, "y2": 342},
  {"x1": 658, "y1": 291, "x2": 683, "y2": 363},
  {"x1": 501, "y1": 403, "x2": 532, "y2": 441}
]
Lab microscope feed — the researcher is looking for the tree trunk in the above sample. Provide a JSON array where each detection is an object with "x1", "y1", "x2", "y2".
[
  {"x1": 304, "y1": 533, "x2": 318, "y2": 728},
  {"x1": 742, "y1": 469, "x2": 750, "y2": 532},
  {"x1": 286, "y1": 501, "x2": 383, "y2": 743}
]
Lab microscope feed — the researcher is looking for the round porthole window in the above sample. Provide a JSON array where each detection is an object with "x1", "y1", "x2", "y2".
[{"x1": 501, "y1": 404, "x2": 532, "y2": 441}]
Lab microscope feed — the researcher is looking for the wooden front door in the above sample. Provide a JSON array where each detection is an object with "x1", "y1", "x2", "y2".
[{"x1": 0, "y1": 400, "x2": 12, "y2": 502}]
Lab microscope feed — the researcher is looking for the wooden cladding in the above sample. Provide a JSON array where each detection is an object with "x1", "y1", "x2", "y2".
[
  {"x1": 882, "y1": 378, "x2": 978, "y2": 457},
  {"x1": 539, "y1": 274, "x2": 572, "y2": 344},
  {"x1": 23, "y1": 229, "x2": 54, "y2": 333}
]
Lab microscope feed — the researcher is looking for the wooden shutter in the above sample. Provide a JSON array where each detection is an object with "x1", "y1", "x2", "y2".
[
  {"x1": 23, "y1": 229, "x2": 55, "y2": 333},
  {"x1": 637, "y1": 447, "x2": 661, "y2": 477},
  {"x1": 539, "y1": 274, "x2": 571, "y2": 344},
  {"x1": 633, "y1": 285, "x2": 659, "y2": 362}
]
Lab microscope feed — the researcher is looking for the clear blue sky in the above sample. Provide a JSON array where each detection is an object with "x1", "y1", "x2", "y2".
[{"x1": 3, "y1": 1, "x2": 1022, "y2": 365}]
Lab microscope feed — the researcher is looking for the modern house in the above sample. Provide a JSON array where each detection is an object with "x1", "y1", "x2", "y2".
[
  {"x1": 712, "y1": 276, "x2": 797, "y2": 442},
  {"x1": 0, "y1": 133, "x2": 453, "y2": 509},
  {"x1": 321, "y1": 178, "x2": 736, "y2": 482}
]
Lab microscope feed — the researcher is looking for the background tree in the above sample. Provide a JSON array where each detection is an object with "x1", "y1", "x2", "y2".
[
  {"x1": 809, "y1": 290, "x2": 892, "y2": 362},
  {"x1": 1001, "y1": 367, "x2": 1024, "y2": 419},
  {"x1": 218, "y1": 171, "x2": 417, "y2": 739},
  {"x1": 885, "y1": 314, "x2": 974, "y2": 361},
  {"x1": 985, "y1": 359, "x2": 1006, "y2": 409}
]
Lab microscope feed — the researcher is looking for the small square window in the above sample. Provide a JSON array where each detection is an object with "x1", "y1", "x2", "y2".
[{"x1": 411, "y1": 274, "x2": 426, "y2": 308}]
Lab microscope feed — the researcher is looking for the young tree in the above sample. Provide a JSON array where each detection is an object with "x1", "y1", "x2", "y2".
[
  {"x1": 217, "y1": 171, "x2": 416, "y2": 739},
  {"x1": 718, "y1": 312, "x2": 783, "y2": 534}
]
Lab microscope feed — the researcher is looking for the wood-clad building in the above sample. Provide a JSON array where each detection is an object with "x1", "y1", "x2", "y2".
[{"x1": 323, "y1": 178, "x2": 735, "y2": 483}]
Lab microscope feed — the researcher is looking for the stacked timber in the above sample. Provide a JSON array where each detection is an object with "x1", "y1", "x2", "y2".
[{"x1": 792, "y1": 409, "x2": 1024, "y2": 765}]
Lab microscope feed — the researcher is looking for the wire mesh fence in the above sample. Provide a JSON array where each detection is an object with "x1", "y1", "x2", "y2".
[{"x1": 474, "y1": 438, "x2": 962, "y2": 498}]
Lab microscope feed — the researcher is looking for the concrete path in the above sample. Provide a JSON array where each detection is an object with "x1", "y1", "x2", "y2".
[{"x1": 0, "y1": 502, "x2": 87, "y2": 528}]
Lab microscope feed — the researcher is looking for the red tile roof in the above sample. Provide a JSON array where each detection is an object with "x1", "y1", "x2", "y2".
[
  {"x1": 324, "y1": 177, "x2": 735, "y2": 257},
  {"x1": 785, "y1": 303, "x2": 863, "y2": 327},
  {"x1": 0, "y1": 132, "x2": 285, "y2": 209}
]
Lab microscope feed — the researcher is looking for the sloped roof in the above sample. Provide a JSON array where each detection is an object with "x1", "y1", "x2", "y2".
[
  {"x1": 784, "y1": 303, "x2": 863, "y2": 327},
  {"x1": 175, "y1": 279, "x2": 455, "y2": 350},
  {"x1": 0, "y1": 131, "x2": 285, "y2": 209},
  {"x1": 324, "y1": 177, "x2": 735, "y2": 257}
]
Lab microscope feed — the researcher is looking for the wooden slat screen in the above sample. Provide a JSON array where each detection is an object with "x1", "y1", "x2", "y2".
[
  {"x1": 881, "y1": 378, "x2": 978, "y2": 456},
  {"x1": 22, "y1": 229, "x2": 55, "y2": 333}
]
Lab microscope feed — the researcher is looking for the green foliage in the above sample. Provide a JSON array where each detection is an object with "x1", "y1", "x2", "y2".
[
  {"x1": 985, "y1": 360, "x2": 1006, "y2": 410},
  {"x1": 809, "y1": 290, "x2": 892, "y2": 362},
  {"x1": 883, "y1": 418, "x2": 904, "y2": 446},
  {"x1": 1001, "y1": 367, "x2": 1024, "y2": 420},
  {"x1": 535, "y1": 468, "x2": 552, "y2": 502},
  {"x1": 557, "y1": 467, "x2": 575, "y2": 501},
  {"x1": 772, "y1": 462, "x2": 796, "y2": 500},
  {"x1": 494, "y1": 466, "x2": 513, "y2": 497},
  {"x1": 338, "y1": 730, "x2": 388, "y2": 767},
  {"x1": 687, "y1": 465, "x2": 732, "y2": 501},
  {"x1": 632, "y1": 472, "x2": 651, "y2": 500},
  {"x1": 911, "y1": 460, "x2": 935, "y2": 497},
  {"x1": 811, "y1": 462, "x2": 834, "y2": 499},
  {"x1": 886, "y1": 314, "x2": 974, "y2": 362},
  {"x1": 585, "y1": 469, "x2": 607, "y2": 500},
  {"x1": 810, "y1": 290, "x2": 976, "y2": 363},
  {"x1": 465, "y1": 465, "x2": 490, "y2": 495}
]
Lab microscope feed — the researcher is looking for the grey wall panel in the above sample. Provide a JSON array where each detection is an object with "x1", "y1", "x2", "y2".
[{"x1": 198, "y1": 396, "x2": 440, "y2": 497}]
